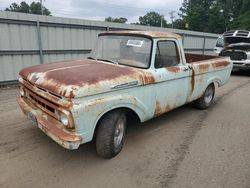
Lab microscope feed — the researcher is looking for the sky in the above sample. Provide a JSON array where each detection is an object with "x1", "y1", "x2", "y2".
[{"x1": 0, "y1": 0, "x2": 183, "y2": 23}]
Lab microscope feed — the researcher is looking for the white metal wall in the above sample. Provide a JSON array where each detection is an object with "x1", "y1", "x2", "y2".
[{"x1": 0, "y1": 11, "x2": 219, "y2": 83}]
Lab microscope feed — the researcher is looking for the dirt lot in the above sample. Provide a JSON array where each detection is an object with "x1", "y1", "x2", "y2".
[{"x1": 0, "y1": 72, "x2": 250, "y2": 188}]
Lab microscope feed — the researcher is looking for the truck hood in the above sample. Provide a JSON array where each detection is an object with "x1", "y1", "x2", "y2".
[
  {"x1": 226, "y1": 42, "x2": 250, "y2": 51},
  {"x1": 225, "y1": 37, "x2": 250, "y2": 51},
  {"x1": 19, "y1": 59, "x2": 155, "y2": 98}
]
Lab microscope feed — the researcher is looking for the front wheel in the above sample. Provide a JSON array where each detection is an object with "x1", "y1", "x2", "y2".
[
  {"x1": 193, "y1": 83, "x2": 215, "y2": 109},
  {"x1": 96, "y1": 110, "x2": 126, "y2": 159}
]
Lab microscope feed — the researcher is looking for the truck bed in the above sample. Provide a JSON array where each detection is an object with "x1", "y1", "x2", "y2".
[
  {"x1": 183, "y1": 53, "x2": 232, "y2": 104},
  {"x1": 185, "y1": 53, "x2": 218, "y2": 64}
]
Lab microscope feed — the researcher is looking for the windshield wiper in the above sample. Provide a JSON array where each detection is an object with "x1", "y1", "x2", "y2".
[{"x1": 97, "y1": 58, "x2": 119, "y2": 65}]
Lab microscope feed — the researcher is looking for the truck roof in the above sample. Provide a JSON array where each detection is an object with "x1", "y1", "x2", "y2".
[{"x1": 99, "y1": 30, "x2": 182, "y2": 39}]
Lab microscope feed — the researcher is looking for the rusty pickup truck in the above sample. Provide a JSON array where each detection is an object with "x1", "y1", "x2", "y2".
[{"x1": 17, "y1": 31, "x2": 233, "y2": 158}]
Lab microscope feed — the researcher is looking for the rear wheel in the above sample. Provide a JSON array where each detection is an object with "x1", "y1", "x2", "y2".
[
  {"x1": 194, "y1": 83, "x2": 215, "y2": 109},
  {"x1": 96, "y1": 110, "x2": 126, "y2": 158}
]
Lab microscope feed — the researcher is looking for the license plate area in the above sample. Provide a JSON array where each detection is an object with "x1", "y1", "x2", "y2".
[{"x1": 27, "y1": 112, "x2": 38, "y2": 126}]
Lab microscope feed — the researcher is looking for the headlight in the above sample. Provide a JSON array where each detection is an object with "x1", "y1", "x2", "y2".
[
  {"x1": 55, "y1": 111, "x2": 69, "y2": 127},
  {"x1": 60, "y1": 113, "x2": 69, "y2": 126}
]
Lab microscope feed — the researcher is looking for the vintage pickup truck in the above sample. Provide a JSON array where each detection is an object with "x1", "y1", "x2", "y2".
[{"x1": 17, "y1": 31, "x2": 232, "y2": 158}]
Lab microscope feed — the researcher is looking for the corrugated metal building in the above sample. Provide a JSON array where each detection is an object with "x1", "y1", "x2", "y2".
[{"x1": 0, "y1": 11, "x2": 219, "y2": 84}]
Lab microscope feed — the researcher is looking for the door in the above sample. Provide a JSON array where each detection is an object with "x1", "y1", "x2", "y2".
[{"x1": 153, "y1": 39, "x2": 190, "y2": 116}]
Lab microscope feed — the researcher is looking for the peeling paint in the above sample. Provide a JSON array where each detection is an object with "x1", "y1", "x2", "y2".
[
  {"x1": 19, "y1": 60, "x2": 148, "y2": 98},
  {"x1": 166, "y1": 66, "x2": 181, "y2": 73},
  {"x1": 154, "y1": 101, "x2": 162, "y2": 117},
  {"x1": 211, "y1": 61, "x2": 230, "y2": 68},
  {"x1": 142, "y1": 73, "x2": 156, "y2": 84},
  {"x1": 198, "y1": 63, "x2": 210, "y2": 71}
]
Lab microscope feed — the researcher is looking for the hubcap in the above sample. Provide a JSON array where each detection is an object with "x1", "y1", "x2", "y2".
[
  {"x1": 114, "y1": 118, "x2": 124, "y2": 148},
  {"x1": 204, "y1": 86, "x2": 214, "y2": 104}
]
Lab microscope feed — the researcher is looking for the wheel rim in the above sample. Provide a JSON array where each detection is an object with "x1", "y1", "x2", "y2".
[
  {"x1": 114, "y1": 118, "x2": 125, "y2": 148},
  {"x1": 204, "y1": 85, "x2": 214, "y2": 104}
]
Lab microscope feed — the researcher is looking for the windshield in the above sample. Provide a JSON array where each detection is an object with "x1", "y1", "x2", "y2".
[
  {"x1": 216, "y1": 37, "x2": 224, "y2": 47},
  {"x1": 90, "y1": 35, "x2": 152, "y2": 68}
]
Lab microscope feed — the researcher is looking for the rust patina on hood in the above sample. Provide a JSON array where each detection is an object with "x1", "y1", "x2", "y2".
[{"x1": 19, "y1": 59, "x2": 155, "y2": 99}]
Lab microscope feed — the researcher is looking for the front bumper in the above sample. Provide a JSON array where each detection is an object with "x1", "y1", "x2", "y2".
[{"x1": 17, "y1": 96, "x2": 82, "y2": 150}]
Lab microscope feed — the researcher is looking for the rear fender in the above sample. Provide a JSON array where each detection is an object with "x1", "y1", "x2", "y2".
[{"x1": 207, "y1": 76, "x2": 223, "y2": 87}]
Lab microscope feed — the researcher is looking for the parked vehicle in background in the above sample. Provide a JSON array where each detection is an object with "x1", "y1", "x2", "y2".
[
  {"x1": 17, "y1": 31, "x2": 233, "y2": 158},
  {"x1": 214, "y1": 36, "x2": 224, "y2": 55},
  {"x1": 219, "y1": 30, "x2": 250, "y2": 70}
]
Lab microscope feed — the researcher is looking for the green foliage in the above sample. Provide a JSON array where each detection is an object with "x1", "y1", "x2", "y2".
[
  {"x1": 139, "y1": 11, "x2": 167, "y2": 27},
  {"x1": 105, "y1": 17, "x2": 127, "y2": 23},
  {"x1": 230, "y1": 11, "x2": 250, "y2": 30},
  {"x1": 179, "y1": 0, "x2": 250, "y2": 33},
  {"x1": 240, "y1": 0, "x2": 250, "y2": 14},
  {"x1": 179, "y1": 0, "x2": 213, "y2": 32},
  {"x1": 208, "y1": 1, "x2": 227, "y2": 33},
  {"x1": 172, "y1": 19, "x2": 186, "y2": 29},
  {"x1": 5, "y1": 1, "x2": 29, "y2": 13},
  {"x1": 5, "y1": 1, "x2": 51, "y2": 15}
]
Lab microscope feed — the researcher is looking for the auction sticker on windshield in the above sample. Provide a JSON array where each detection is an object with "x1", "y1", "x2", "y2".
[{"x1": 127, "y1": 40, "x2": 143, "y2": 47}]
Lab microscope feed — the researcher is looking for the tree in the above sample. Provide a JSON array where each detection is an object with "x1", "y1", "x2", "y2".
[
  {"x1": 139, "y1": 11, "x2": 167, "y2": 27},
  {"x1": 230, "y1": 11, "x2": 250, "y2": 30},
  {"x1": 208, "y1": 1, "x2": 228, "y2": 33},
  {"x1": 218, "y1": 0, "x2": 243, "y2": 21},
  {"x1": 30, "y1": 2, "x2": 51, "y2": 15},
  {"x1": 5, "y1": 1, "x2": 29, "y2": 13},
  {"x1": 105, "y1": 17, "x2": 127, "y2": 23},
  {"x1": 239, "y1": 0, "x2": 250, "y2": 14},
  {"x1": 179, "y1": 0, "x2": 238, "y2": 33},
  {"x1": 172, "y1": 19, "x2": 186, "y2": 29},
  {"x1": 179, "y1": 0, "x2": 213, "y2": 32},
  {"x1": 178, "y1": 0, "x2": 250, "y2": 33},
  {"x1": 5, "y1": 1, "x2": 51, "y2": 15},
  {"x1": 230, "y1": 0, "x2": 250, "y2": 30}
]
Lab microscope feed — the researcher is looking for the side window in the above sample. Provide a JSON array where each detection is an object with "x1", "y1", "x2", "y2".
[{"x1": 155, "y1": 41, "x2": 179, "y2": 68}]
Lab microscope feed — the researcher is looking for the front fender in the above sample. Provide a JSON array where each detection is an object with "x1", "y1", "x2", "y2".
[{"x1": 71, "y1": 94, "x2": 150, "y2": 143}]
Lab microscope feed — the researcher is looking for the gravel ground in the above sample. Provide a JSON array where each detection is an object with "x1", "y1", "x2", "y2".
[{"x1": 0, "y1": 72, "x2": 250, "y2": 188}]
